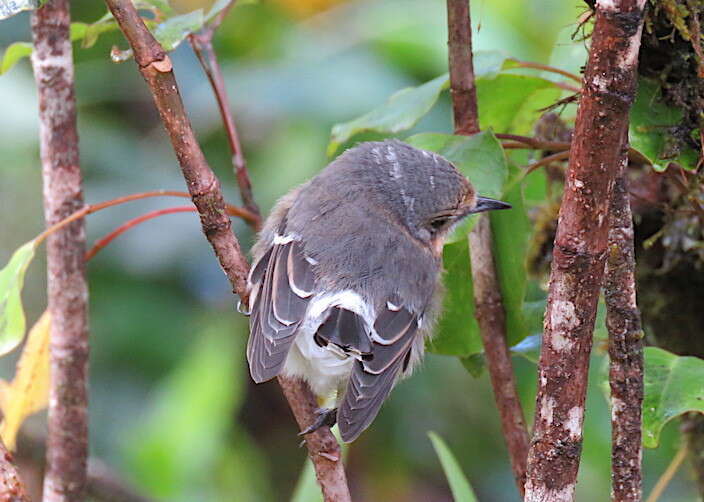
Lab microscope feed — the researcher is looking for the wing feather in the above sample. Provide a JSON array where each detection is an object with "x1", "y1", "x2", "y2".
[
  {"x1": 247, "y1": 239, "x2": 315, "y2": 383},
  {"x1": 337, "y1": 303, "x2": 419, "y2": 442}
]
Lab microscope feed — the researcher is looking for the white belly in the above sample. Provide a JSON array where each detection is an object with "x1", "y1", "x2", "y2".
[{"x1": 282, "y1": 329, "x2": 355, "y2": 399}]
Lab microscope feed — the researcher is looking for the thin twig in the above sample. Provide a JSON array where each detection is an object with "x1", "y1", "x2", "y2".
[
  {"x1": 85, "y1": 206, "x2": 194, "y2": 260},
  {"x1": 103, "y1": 2, "x2": 350, "y2": 500},
  {"x1": 34, "y1": 190, "x2": 256, "y2": 247},
  {"x1": 189, "y1": 1, "x2": 261, "y2": 227},
  {"x1": 495, "y1": 133, "x2": 569, "y2": 151},
  {"x1": 446, "y1": 0, "x2": 530, "y2": 496},
  {"x1": 606, "y1": 133, "x2": 644, "y2": 502},
  {"x1": 524, "y1": 1, "x2": 647, "y2": 501},
  {"x1": 31, "y1": 1, "x2": 89, "y2": 500},
  {"x1": 507, "y1": 58, "x2": 583, "y2": 83},
  {"x1": 84, "y1": 204, "x2": 251, "y2": 260},
  {"x1": 524, "y1": 150, "x2": 571, "y2": 177},
  {"x1": 645, "y1": 445, "x2": 688, "y2": 502},
  {"x1": 0, "y1": 437, "x2": 29, "y2": 502}
]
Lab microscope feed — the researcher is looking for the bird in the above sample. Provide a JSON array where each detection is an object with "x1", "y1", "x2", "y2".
[{"x1": 245, "y1": 139, "x2": 511, "y2": 442}]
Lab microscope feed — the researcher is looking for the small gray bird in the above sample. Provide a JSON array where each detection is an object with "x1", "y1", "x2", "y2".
[{"x1": 246, "y1": 139, "x2": 510, "y2": 442}]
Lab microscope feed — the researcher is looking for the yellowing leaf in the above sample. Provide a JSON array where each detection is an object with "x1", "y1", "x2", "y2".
[
  {"x1": 0, "y1": 311, "x2": 51, "y2": 450},
  {"x1": 0, "y1": 241, "x2": 37, "y2": 356},
  {"x1": 0, "y1": 42, "x2": 33, "y2": 75}
]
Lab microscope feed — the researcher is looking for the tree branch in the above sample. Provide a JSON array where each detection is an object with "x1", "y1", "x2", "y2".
[
  {"x1": 278, "y1": 377, "x2": 350, "y2": 502},
  {"x1": 30, "y1": 1, "x2": 90, "y2": 500},
  {"x1": 605, "y1": 137, "x2": 644, "y2": 502},
  {"x1": 446, "y1": 0, "x2": 479, "y2": 136},
  {"x1": 524, "y1": 1, "x2": 647, "y2": 501},
  {"x1": 446, "y1": 0, "x2": 530, "y2": 495},
  {"x1": 103, "y1": 3, "x2": 350, "y2": 500},
  {"x1": 189, "y1": 1, "x2": 261, "y2": 227},
  {"x1": 0, "y1": 437, "x2": 29, "y2": 502},
  {"x1": 467, "y1": 218, "x2": 530, "y2": 495}
]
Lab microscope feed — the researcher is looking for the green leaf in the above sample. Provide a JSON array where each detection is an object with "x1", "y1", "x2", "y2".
[
  {"x1": 641, "y1": 347, "x2": 704, "y2": 448},
  {"x1": 0, "y1": 0, "x2": 38, "y2": 20},
  {"x1": 154, "y1": 9, "x2": 205, "y2": 51},
  {"x1": 327, "y1": 51, "x2": 510, "y2": 156},
  {"x1": 473, "y1": 50, "x2": 509, "y2": 79},
  {"x1": 0, "y1": 42, "x2": 33, "y2": 75},
  {"x1": 204, "y1": 0, "x2": 257, "y2": 25},
  {"x1": 406, "y1": 131, "x2": 508, "y2": 243},
  {"x1": 428, "y1": 432, "x2": 478, "y2": 502},
  {"x1": 490, "y1": 166, "x2": 530, "y2": 346},
  {"x1": 71, "y1": 15, "x2": 119, "y2": 49},
  {"x1": 328, "y1": 74, "x2": 449, "y2": 157},
  {"x1": 460, "y1": 353, "x2": 485, "y2": 378},
  {"x1": 476, "y1": 74, "x2": 557, "y2": 133},
  {"x1": 429, "y1": 239, "x2": 480, "y2": 356},
  {"x1": 0, "y1": 241, "x2": 36, "y2": 356},
  {"x1": 205, "y1": 0, "x2": 231, "y2": 21},
  {"x1": 629, "y1": 78, "x2": 699, "y2": 171}
]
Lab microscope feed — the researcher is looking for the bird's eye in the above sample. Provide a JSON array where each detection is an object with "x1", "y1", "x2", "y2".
[{"x1": 430, "y1": 217, "x2": 449, "y2": 230}]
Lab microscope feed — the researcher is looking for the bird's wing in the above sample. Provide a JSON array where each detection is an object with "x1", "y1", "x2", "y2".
[
  {"x1": 247, "y1": 237, "x2": 316, "y2": 383},
  {"x1": 337, "y1": 299, "x2": 419, "y2": 442}
]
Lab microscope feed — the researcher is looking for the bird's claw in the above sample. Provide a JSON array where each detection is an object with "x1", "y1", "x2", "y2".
[{"x1": 298, "y1": 407, "x2": 338, "y2": 436}]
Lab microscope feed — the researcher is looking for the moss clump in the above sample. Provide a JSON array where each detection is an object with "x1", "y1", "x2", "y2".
[{"x1": 639, "y1": 0, "x2": 704, "y2": 157}]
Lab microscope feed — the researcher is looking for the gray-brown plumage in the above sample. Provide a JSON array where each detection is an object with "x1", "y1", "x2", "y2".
[{"x1": 246, "y1": 139, "x2": 510, "y2": 442}]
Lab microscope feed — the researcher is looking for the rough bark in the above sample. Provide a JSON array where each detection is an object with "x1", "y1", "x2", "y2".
[
  {"x1": 278, "y1": 377, "x2": 351, "y2": 502},
  {"x1": 30, "y1": 1, "x2": 90, "y2": 501},
  {"x1": 0, "y1": 438, "x2": 29, "y2": 502},
  {"x1": 103, "y1": 2, "x2": 350, "y2": 500},
  {"x1": 446, "y1": 0, "x2": 530, "y2": 495},
  {"x1": 605, "y1": 142, "x2": 644, "y2": 502},
  {"x1": 524, "y1": 1, "x2": 647, "y2": 501},
  {"x1": 105, "y1": 0, "x2": 250, "y2": 301},
  {"x1": 446, "y1": 0, "x2": 480, "y2": 135},
  {"x1": 468, "y1": 218, "x2": 530, "y2": 495}
]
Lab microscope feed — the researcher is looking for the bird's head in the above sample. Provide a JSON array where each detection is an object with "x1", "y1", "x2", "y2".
[{"x1": 351, "y1": 139, "x2": 511, "y2": 254}]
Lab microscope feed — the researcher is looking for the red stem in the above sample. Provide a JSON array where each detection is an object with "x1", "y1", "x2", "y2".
[
  {"x1": 507, "y1": 58, "x2": 583, "y2": 83},
  {"x1": 84, "y1": 206, "x2": 195, "y2": 261},
  {"x1": 34, "y1": 190, "x2": 256, "y2": 248},
  {"x1": 189, "y1": 0, "x2": 262, "y2": 228}
]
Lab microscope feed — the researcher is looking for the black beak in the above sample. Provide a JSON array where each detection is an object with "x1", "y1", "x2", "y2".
[{"x1": 471, "y1": 196, "x2": 512, "y2": 214}]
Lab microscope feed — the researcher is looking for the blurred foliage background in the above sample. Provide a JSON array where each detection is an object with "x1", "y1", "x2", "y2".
[{"x1": 0, "y1": 0, "x2": 697, "y2": 500}]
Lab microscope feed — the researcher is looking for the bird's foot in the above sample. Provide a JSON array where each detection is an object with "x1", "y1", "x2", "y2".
[{"x1": 298, "y1": 407, "x2": 338, "y2": 436}]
